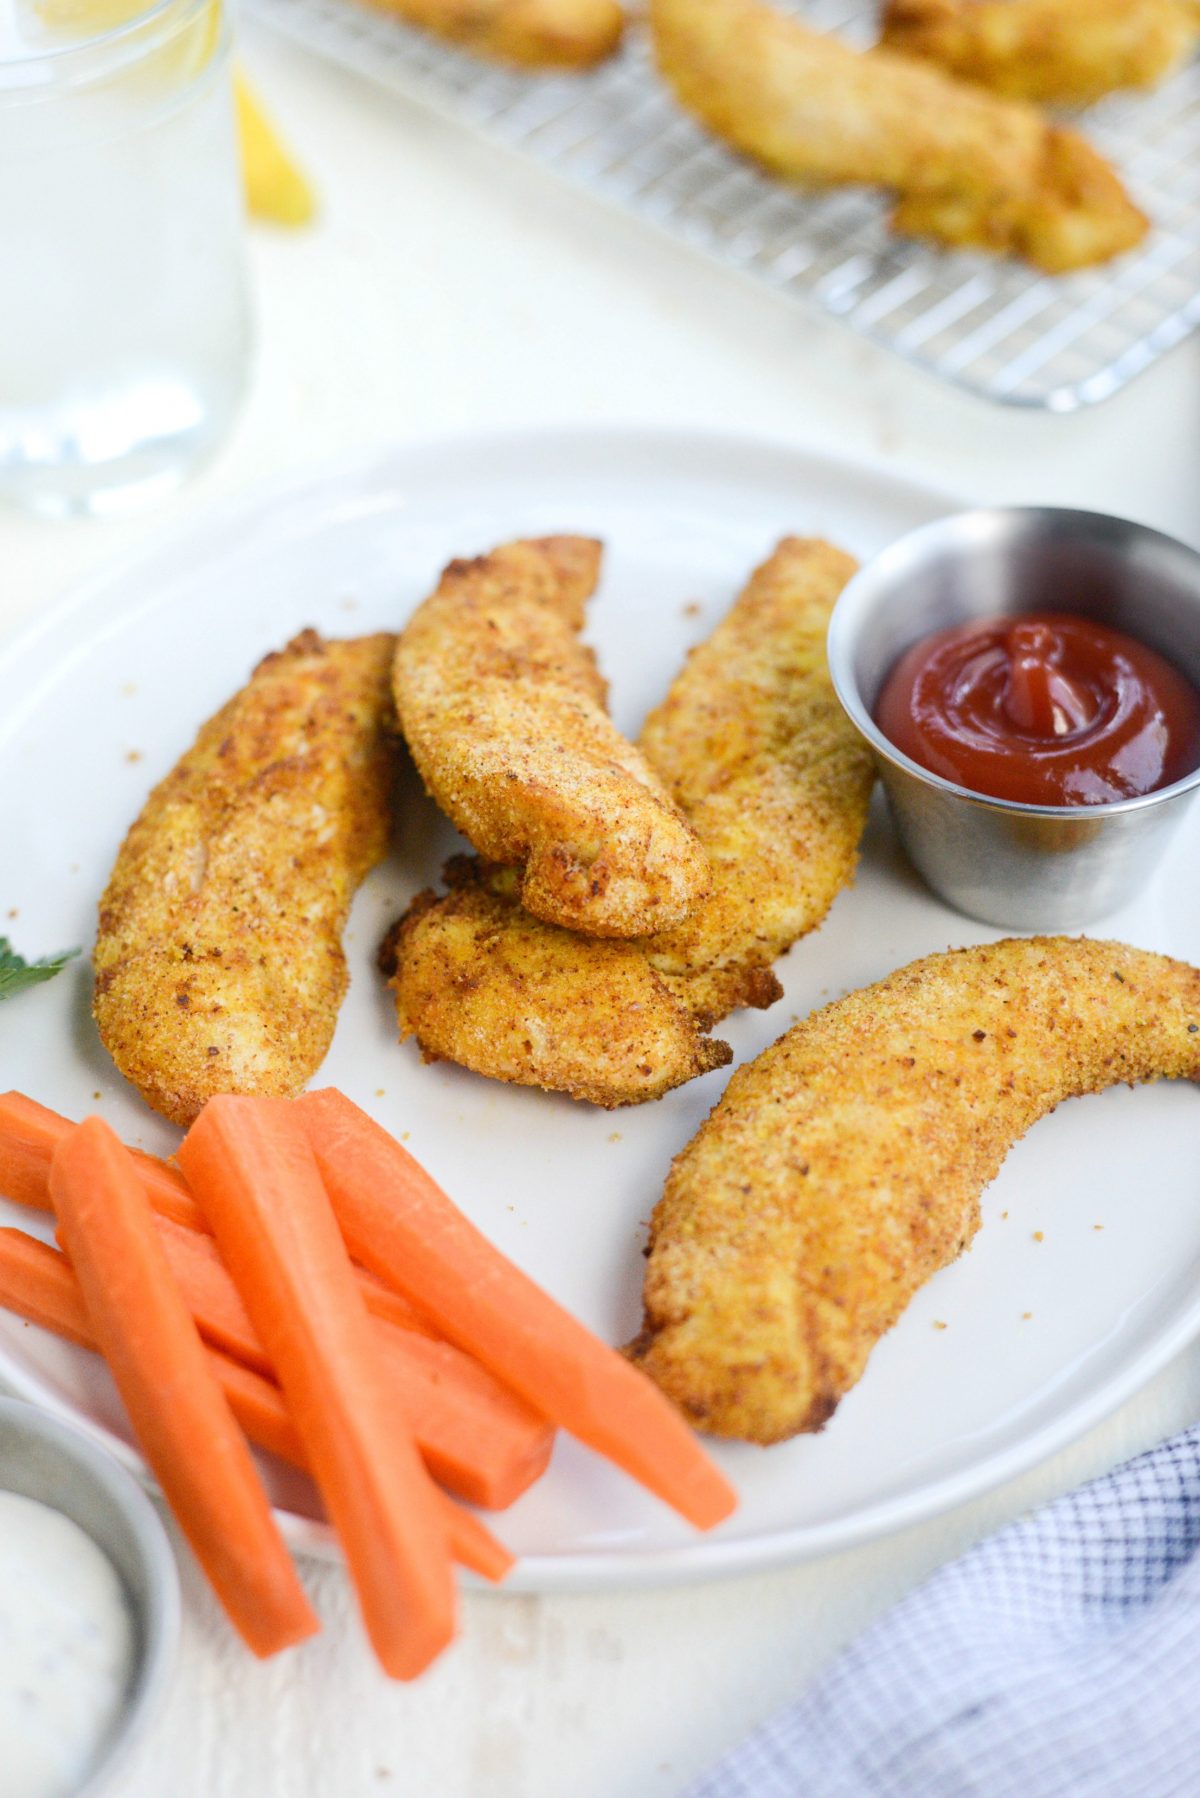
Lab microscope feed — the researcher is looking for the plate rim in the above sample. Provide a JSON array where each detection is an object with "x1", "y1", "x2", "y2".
[
  {"x1": 1, "y1": 421, "x2": 961, "y2": 666},
  {"x1": 6, "y1": 1289, "x2": 1200, "y2": 1590},
  {"x1": 6, "y1": 421, "x2": 1198, "y2": 1592}
]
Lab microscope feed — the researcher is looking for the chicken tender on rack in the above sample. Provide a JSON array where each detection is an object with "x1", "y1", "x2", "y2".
[
  {"x1": 94, "y1": 631, "x2": 396, "y2": 1126},
  {"x1": 650, "y1": 0, "x2": 1148, "y2": 273},
  {"x1": 630, "y1": 937, "x2": 1200, "y2": 1443},
  {"x1": 385, "y1": 538, "x2": 872, "y2": 1105},
  {"x1": 360, "y1": 0, "x2": 624, "y2": 68},
  {"x1": 882, "y1": 0, "x2": 1200, "y2": 106},
  {"x1": 393, "y1": 537, "x2": 710, "y2": 940}
]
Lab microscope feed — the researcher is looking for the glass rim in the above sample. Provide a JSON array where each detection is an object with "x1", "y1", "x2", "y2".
[{"x1": 0, "y1": 0, "x2": 218, "y2": 81}]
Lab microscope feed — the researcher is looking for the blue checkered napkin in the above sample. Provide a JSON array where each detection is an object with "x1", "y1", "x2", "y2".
[{"x1": 686, "y1": 1425, "x2": 1200, "y2": 1798}]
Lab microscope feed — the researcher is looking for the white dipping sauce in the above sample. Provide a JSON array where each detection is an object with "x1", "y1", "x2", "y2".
[{"x1": 0, "y1": 1491, "x2": 135, "y2": 1798}]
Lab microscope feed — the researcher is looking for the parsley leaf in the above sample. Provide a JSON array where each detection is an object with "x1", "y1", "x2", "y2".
[{"x1": 0, "y1": 936, "x2": 81, "y2": 1002}]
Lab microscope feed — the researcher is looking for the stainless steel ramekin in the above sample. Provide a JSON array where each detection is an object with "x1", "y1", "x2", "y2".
[
  {"x1": 827, "y1": 507, "x2": 1200, "y2": 929},
  {"x1": 0, "y1": 1396, "x2": 180, "y2": 1795}
]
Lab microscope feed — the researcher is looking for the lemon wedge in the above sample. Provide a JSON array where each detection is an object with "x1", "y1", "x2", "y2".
[{"x1": 236, "y1": 71, "x2": 317, "y2": 228}]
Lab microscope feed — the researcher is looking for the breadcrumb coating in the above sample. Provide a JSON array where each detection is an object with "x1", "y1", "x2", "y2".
[
  {"x1": 393, "y1": 537, "x2": 710, "y2": 939},
  {"x1": 640, "y1": 538, "x2": 873, "y2": 1026},
  {"x1": 632, "y1": 937, "x2": 1200, "y2": 1442},
  {"x1": 93, "y1": 631, "x2": 396, "y2": 1125},
  {"x1": 382, "y1": 862, "x2": 733, "y2": 1108}
]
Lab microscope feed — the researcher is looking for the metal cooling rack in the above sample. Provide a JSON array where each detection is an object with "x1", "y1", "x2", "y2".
[{"x1": 247, "y1": 0, "x2": 1200, "y2": 408}]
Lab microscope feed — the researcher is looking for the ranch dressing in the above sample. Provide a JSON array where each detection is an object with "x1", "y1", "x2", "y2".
[{"x1": 0, "y1": 1490, "x2": 135, "y2": 1798}]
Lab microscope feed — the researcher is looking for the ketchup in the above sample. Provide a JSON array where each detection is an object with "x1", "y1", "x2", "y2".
[{"x1": 874, "y1": 613, "x2": 1200, "y2": 807}]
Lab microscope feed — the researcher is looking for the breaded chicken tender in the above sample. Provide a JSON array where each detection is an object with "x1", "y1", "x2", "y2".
[
  {"x1": 882, "y1": 0, "x2": 1199, "y2": 106},
  {"x1": 393, "y1": 537, "x2": 710, "y2": 939},
  {"x1": 639, "y1": 538, "x2": 872, "y2": 1027},
  {"x1": 631, "y1": 937, "x2": 1200, "y2": 1442},
  {"x1": 650, "y1": 0, "x2": 1148, "y2": 273},
  {"x1": 385, "y1": 539, "x2": 872, "y2": 1105},
  {"x1": 360, "y1": 0, "x2": 624, "y2": 67},
  {"x1": 383, "y1": 861, "x2": 733, "y2": 1107},
  {"x1": 94, "y1": 631, "x2": 396, "y2": 1126}
]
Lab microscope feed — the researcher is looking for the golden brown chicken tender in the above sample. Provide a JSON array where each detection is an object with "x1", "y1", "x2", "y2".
[
  {"x1": 882, "y1": 0, "x2": 1199, "y2": 105},
  {"x1": 386, "y1": 539, "x2": 872, "y2": 1104},
  {"x1": 639, "y1": 538, "x2": 873, "y2": 1027},
  {"x1": 650, "y1": 0, "x2": 1148, "y2": 273},
  {"x1": 93, "y1": 631, "x2": 396, "y2": 1126},
  {"x1": 630, "y1": 937, "x2": 1200, "y2": 1443},
  {"x1": 359, "y1": 0, "x2": 624, "y2": 68},
  {"x1": 383, "y1": 861, "x2": 733, "y2": 1107},
  {"x1": 393, "y1": 537, "x2": 710, "y2": 940}
]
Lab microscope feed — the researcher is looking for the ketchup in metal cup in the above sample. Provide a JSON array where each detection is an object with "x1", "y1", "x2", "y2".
[{"x1": 874, "y1": 613, "x2": 1200, "y2": 807}]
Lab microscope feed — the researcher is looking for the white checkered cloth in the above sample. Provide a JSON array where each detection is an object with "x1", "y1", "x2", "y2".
[{"x1": 686, "y1": 1426, "x2": 1200, "y2": 1798}]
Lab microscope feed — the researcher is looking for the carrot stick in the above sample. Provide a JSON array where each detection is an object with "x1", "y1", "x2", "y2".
[
  {"x1": 355, "y1": 1264, "x2": 436, "y2": 1337},
  {"x1": 0, "y1": 1091, "x2": 204, "y2": 1229},
  {"x1": 200, "y1": 1351, "x2": 513, "y2": 1582},
  {"x1": 216, "y1": 1355, "x2": 513, "y2": 1584},
  {"x1": 178, "y1": 1097, "x2": 458, "y2": 1680},
  {"x1": 0, "y1": 1092, "x2": 434, "y2": 1337},
  {"x1": 147, "y1": 1215, "x2": 270, "y2": 1371},
  {"x1": 298, "y1": 1089, "x2": 737, "y2": 1531},
  {"x1": 370, "y1": 1331, "x2": 553, "y2": 1511},
  {"x1": 431, "y1": 1486, "x2": 516, "y2": 1584},
  {"x1": 88, "y1": 1211, "x2": 553, "y2": 1510},
  {"x1": 0, "y1": 1226, "x2": 95, "y2": 1349},
  {"x1": 49, "y1": 1119, "x2": 319, "y2": 1657},
  {"x1": 0, "y1": 1228, "x2": 513, "y2": 1585}
]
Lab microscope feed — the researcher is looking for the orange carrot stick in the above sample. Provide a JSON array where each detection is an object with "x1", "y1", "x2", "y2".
[
  {"x1": 178, "y1": 1097, "x2": 458, "y2": 1680},
  {"x1": 214, "y1": 1362, "x2": 515, "y2": 1586},
  {"x1": 99, "y1": 1211, "x2": 553, "y2": 1510},
  {"x1": 298, "y1": 1089, "x2": 737, "y2": 1532},
  {"x1": 438, "y1": 1486, "x2": 514, "y2": 1582},
  {"x1": 0, "y1": 1228, "x2": 513, "y2": 1585},
  {"x1": 355, "y1": 1264, "x2": 436, "y2": 1337},
  {"x1": 0, "y1": 1091, "x2": 204, "y2": 1229},
  {"x1": 0, "y1": 1092, "x2": 434, "y2": 1337},
  {"x1": 148, "y1": 1215, "x2": 270, "y2": 1371},
  {"x1": 370, "y1": 1332, "x2": 553, "y2": 1511},
  {"x1": 209, "y1": 1352, "x2": 514, "y2": 1581},
  {"x1": 0, "y1": 1226, "x2": 95, "y2": 1349},
  {"x1": 48, "y1": 1120, "x2": 319, "y2": 1657}
]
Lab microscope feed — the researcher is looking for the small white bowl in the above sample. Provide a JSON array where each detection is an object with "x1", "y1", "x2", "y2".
[{"x1": 0, "y1": 1396, "x2": 180, "y2": 1796}]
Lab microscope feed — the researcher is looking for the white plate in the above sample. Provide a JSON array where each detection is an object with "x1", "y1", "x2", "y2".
[{"x1": 4, "y1": 427, "x2": 1200, "y2": 1592}]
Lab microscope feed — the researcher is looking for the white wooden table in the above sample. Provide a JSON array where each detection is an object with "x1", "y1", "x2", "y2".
[{"x1": 3, "y1": 26, "x2": 1200, "y2": 1796}]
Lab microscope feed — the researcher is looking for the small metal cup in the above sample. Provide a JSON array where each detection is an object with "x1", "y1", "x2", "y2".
[
  {"x1": 0, "y1": 1397, "x2": 179, "y2": 1795},
  {"x1": 827, "y1": 507, "x2": 1200, "y2": 930}
]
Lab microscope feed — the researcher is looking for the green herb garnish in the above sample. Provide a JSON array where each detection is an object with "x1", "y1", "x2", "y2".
[{"x1": 0, "y1": 936, "x2": 81, "y2": 1002}]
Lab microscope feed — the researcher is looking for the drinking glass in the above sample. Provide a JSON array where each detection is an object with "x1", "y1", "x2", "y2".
[{"x1": 0, "y1": 0, "x2": 252, "y2": 517}]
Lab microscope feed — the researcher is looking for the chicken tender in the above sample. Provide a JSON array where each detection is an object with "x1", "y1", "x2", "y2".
[
  {"x1": 631, "y1": 937, "x2": 1200, "y2": 1442},
  {"x1": 360, "y1": 0, "x2": 623, "y2": 67},
  {"x1": 383, "y1": 862, "x2": 733, "y2": 1108},
  {"x1": 393, "y1": 537, "x2": 710, "y2": 939},
  {"x1": 882, "y1": 0, "x2": 1200, "y2": 105},
  {"x1": 650, "y1": 0, "x2": 1148, "y2": 273},
  {"x1": 639, "y1": 538, "x2": 872, "y2": 1027},
  {"x1": 94, "y1": 631, "x2": 396, "y2": 1126},
  {"x1": 386, "y1": 539, "x2": 872, "y2": 1104}
]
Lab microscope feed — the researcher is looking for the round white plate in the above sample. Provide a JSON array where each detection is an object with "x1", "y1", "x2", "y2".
[{"x1": 4, "y1": 427, "x2": 1200, "y2": 1592}]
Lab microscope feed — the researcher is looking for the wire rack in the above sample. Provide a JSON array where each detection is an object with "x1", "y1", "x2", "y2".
[{"x1": 247, "y1": 0, "x2": 1200, "y2": 409}]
